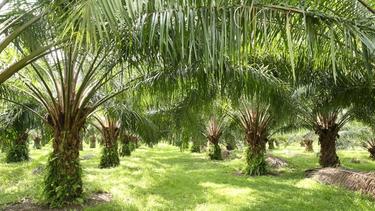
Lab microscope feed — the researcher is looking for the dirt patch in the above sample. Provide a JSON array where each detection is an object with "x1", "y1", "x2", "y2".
[
  {"x1": 306, "y1": 167, "x2": 375, "y2": 199},
  {"x1": 3, "y1": 192, "x2": 112, "y2": 211},
  {"x1": 266, "y1": 156, "x2": 288, "y2": 168}
]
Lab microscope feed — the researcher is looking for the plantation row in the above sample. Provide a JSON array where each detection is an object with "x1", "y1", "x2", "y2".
[{"x1": 0, "y1": 0, "x2": 374, "y2": 209}]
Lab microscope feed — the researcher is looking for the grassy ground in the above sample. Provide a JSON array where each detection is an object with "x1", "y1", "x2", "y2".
[{"x1": 1, "y1": 143, "x2": 375, "y2": 210}]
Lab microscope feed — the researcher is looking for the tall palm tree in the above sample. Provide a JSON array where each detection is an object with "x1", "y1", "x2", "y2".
[
  {"x1": 94, "y1": 115, "x2": 121, "y2": 168},
  {"x1": 204, "y1": 117, "x2": 224, "y2": 160},
  {"x1": 0, "y1": 102, "x2": 38, "y2": 162},
  {"x1": 14, "y1": 45, "x2": 126, "y2": 207}
]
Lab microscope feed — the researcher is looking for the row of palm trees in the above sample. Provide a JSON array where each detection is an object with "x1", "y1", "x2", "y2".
[{"x1": 0, "y1": 0, "x2": 374, "y2": 208}]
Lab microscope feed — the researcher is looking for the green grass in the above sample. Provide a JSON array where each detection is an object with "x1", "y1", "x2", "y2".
[{"x1": 1, "y1": 143, "x2": 375, "y2": 210}]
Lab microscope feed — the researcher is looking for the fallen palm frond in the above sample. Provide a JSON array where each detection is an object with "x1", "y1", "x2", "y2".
[{"x1": 306, "y1": 168, "x2": 375, "y2": 199}]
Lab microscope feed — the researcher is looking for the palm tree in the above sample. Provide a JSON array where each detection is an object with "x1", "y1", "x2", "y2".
[
  {"x1": 119, "y1": 131, "x2": 139, "y2": 157},
  {"x1": 94, "y1": 115, "x2": 121, "y2": 168},
  {"x1": 13, "y1": 45, "x2": 127, "y2": 206},
  {"x1": 61, "y1": 0, "x2": 374, "y2": 82},
  {"x1": 204, "y1": 117, "x2": 223, "y2": 160},
  {"x1": 0, "y1": 102, "x2": 38, "y2": 162},
  {"x1": 237, "y1": 103, "x2": 273, "y2": 176},
  {"x1": 363, "y1": 139, "x2": 375, "y2": 159}
]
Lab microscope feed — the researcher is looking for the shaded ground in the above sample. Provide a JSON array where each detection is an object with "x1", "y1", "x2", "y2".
[{"x1": 1, "y1": 143, "x2": 375, "y2": 210}]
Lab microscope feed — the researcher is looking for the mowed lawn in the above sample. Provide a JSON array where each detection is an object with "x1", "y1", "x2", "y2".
[{"x1": 1, "y1": 143, "x2": 375, "y2": 210}]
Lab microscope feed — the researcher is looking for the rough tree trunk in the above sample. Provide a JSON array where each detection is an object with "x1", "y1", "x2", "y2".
[
  {"x1": 317, "y1": 126, "x2": 340, "y2": 167},
  {"x1": 44, "y1": 130, "x2": 82, "y2": 207},
  {"x1": 90, "y1": 136, "x2": 96, "y2": 148},
  {"x1": 99, "y1": 127, "x2": 120, "y2": 168},
  {"x1": 244, "y1": 133, "x2": 267, "y2": 176},
  {"x1": 304, "y1": 139, "x2": 314, "y2": 152}
]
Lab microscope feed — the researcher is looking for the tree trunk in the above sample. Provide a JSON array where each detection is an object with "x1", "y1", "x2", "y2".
[
  {"x1": 44, "y1": 130, "x2": 82, "y2": 207},
  {"x1": 244, "y1": 133, "x2": 267, "y2": 176},
  {"x1": 34, "y1": 137, "x2": 41, "y2": 149},
  {"x1": 317, "y1": 126, "x2": 340, "y2": 167},
  {"x1": 99, "y1": 127, "x2": 120, "y2": 168},
  {"x1": 119, "y1": 139, "x2": 131, "y2": 157},
  {"x1": 208, "y1": 143, "x2": 222, "y2": 160},
  {"x1": 6, "y1": 132, "x2": 29, "y2": 163},
  {"x1": 304, "y1": 139, "x2": 314, "y2": 152},
  {"x1": 90, "y1": 136, "x2": 96, "y2": 148}
]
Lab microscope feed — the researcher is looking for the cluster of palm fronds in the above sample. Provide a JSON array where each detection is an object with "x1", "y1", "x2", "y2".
[
  {"x1": 203, "y1": 117, "x2": 223, "y2": 145},
  {"x1": 238, "y1": 105, "x2": 272, "y2": 145},
  {"x1": 363, "y1": 139, "x2": 375, "y2": 160}
]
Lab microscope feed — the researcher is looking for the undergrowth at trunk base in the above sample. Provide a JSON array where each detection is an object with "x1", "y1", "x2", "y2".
[
  {"x1": 244, "y1": 146, "x2": 267, "y2": 176},
  {"x1": 208, "y1": 143, "x2": 222, "y2": 160},
  {"x1": 100, "y1": 145, "x2": 120, "y2": 168},
  {"x1": 44, "y1": 153, "x2": 83, "y2": 208}
]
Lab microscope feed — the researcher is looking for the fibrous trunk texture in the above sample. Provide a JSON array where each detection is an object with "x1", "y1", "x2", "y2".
[
  {"x1": 244, "y1": 133, "x2": 267, "y2": 176},
  {"x1": 6, "y1": 132, "x2": 29, "y2": 163},
  {"x1": 44, "y1": 130, "x2": 82, "y2": 207},
  {"x1": 316, "y1": 125, "x2": 340, "y2": 167}
]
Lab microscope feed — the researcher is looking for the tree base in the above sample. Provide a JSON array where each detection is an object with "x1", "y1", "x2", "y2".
[
  {"x1": 44, "y1": 153, "x2": 83, "y2": 207},
  {"x1": 119, "y1": 142, "x2": 131, "y2": 157},
  {"x1": 208, "y1": 144, "x2": 222, "y2": 160},
  {"x1": 99, "y1": 147, "x2": 120, "y2": 168},
  {"x1": 244, "y1": 147, "x2": 267, "y2": 176}
]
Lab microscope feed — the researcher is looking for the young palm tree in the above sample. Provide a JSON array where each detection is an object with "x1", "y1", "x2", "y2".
[
  {"x1": 312, "y1": 110, "x2": 351, "y2": 167},
  {"x1": 0, "y1": 102, "x2": 38, "y2": 162},
  {"x1": 95, "y1": 115, "x2": 121, "y2": 168},
  {"x1": 238, "y1": 104, "x2": 272, "y2": 176},
  {"x1": 119, "y1": 131, "x2": 139, "y2": 157},
  {"x1": 204, "y1": 117, "x2": 223, "y2": 160}
]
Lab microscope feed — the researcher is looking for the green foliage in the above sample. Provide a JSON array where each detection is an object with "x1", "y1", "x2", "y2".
[
  {"x1": 99, "y1": 145, "x2": 120, "y2": 168},
  {"x1": 190, "y1": 141, "x2": 202, "y2": 153},
  {"x1": 119, "y1": 141, "x2": 131, "y2": 157},
  {"x1": 208, "y1": 144, "x2": 222, "y2": 160},
  {"x1": 243, "y1": 146, "x2": 267, "y2": 176},
  {"x1": 5, "y1": 140, "x2": 29, "y2": 163},
  {"x1": 43, "y1": 153, "x2": 83, "y2": 208}
]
